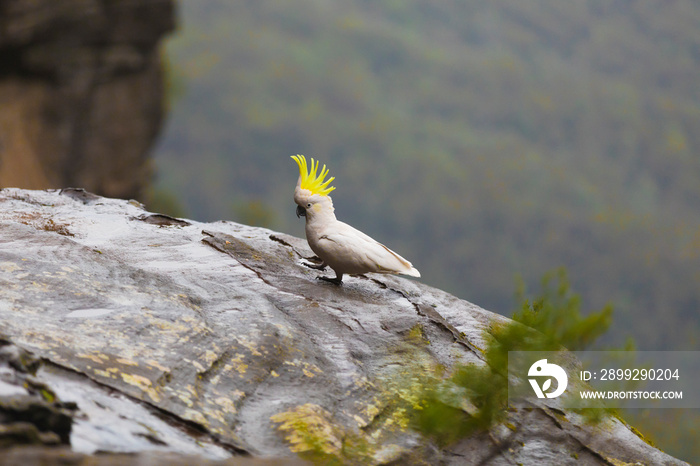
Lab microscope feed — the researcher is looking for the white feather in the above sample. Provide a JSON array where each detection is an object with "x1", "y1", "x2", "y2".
[
  {"x1": 317, "y1": 222, "x2": 420, "y2": 277},
  {"x1": 297, "y1": 191, "x2": 420, "y2": 279}
]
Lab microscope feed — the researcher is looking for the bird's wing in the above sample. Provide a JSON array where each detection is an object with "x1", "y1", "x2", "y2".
[{"x1": 317, "y1": 221, "x2": 420, "y2": 277}]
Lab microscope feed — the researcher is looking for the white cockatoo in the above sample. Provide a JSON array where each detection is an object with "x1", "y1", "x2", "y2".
[{"x1": 291, "y1": 154, "x2": 420, "y2": 284}]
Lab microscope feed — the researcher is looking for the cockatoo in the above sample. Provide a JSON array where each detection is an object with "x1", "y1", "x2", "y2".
[{"x1": 291, "y1": 154, "x2": 420, "y2": 284}]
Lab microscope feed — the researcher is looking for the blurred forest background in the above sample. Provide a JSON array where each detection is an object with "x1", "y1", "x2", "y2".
[
  {"x1": 154, "y1": 0, "x2": 700, "y2": 351},
  {"x1": 150, "y1": 3, "x2": 700, "y2": 459}
]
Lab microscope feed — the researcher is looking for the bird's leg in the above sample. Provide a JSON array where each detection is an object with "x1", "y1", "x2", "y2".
[{"x1": 318, "y1": 273, "x2": 343, "y2": 285}]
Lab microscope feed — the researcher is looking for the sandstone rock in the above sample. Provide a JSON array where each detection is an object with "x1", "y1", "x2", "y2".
[
  {"x1": 0, "y1": 188, "x2": 687, "y2": 465},
  {"x1": 0, "y1": 0, "x2": 175, "y2": 200}
]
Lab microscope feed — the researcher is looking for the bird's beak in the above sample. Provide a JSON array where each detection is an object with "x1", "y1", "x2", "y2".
[{"x1": 296, "y1": 205, "x2": 306, "y2": 218}]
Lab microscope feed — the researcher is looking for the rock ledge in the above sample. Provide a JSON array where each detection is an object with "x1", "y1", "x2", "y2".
[{"x1": 0, "y1": 188, "x2": 686, "y2": 465}]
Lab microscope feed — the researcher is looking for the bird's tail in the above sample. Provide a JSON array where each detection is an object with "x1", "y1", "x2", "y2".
[{"x1": 400, "y1": 266, "x2": 421, "y2": 278}]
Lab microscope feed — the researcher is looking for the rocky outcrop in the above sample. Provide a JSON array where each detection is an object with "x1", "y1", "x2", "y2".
[
  {"x1": 0, "y1": 188, "x2": 687, "y2": 465},
  {"x1": 0, "y1": 1, "x2": 175, "y2": 200}
]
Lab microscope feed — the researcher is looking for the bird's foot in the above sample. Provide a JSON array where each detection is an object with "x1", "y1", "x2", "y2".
[
  {"x1": 303, "y1": 261, "x2": 327, "y2": 271},
  {"x1": 317, "y1": 276, "x2": 343, "y2": 285}
]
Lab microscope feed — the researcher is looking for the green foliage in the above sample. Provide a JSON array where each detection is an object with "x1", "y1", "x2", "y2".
[
  {"x1": 411, "y1": 268, "x2": 615, "y2": 445},
  {"x1": 412, "y1": 387, "x2": 476, "y2": 447},
  {"x1": 512, "y1": 268, "x2": 613, "y2": 351}
]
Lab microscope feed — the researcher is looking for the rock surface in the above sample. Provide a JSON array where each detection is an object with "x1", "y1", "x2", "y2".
[
  {"x1": 0, "y1": 0, "x2": 175, "y2": 199},
  {"x1": 0, "y1": 188, "x2": 687, "y2": 465}
]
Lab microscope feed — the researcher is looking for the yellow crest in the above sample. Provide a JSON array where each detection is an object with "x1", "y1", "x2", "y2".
[{"x1": 291, "y1": 155, "x2": 336, "y2": 196}]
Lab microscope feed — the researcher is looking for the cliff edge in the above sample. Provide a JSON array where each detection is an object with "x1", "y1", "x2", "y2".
[{"x1": 0, "y1": 188, "x2": 686, "y2": 465}]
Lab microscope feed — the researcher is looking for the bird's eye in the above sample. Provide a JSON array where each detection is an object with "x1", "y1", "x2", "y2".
[{"x1": 307, "y1": 203, "x2": 312, "y2": 208}]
